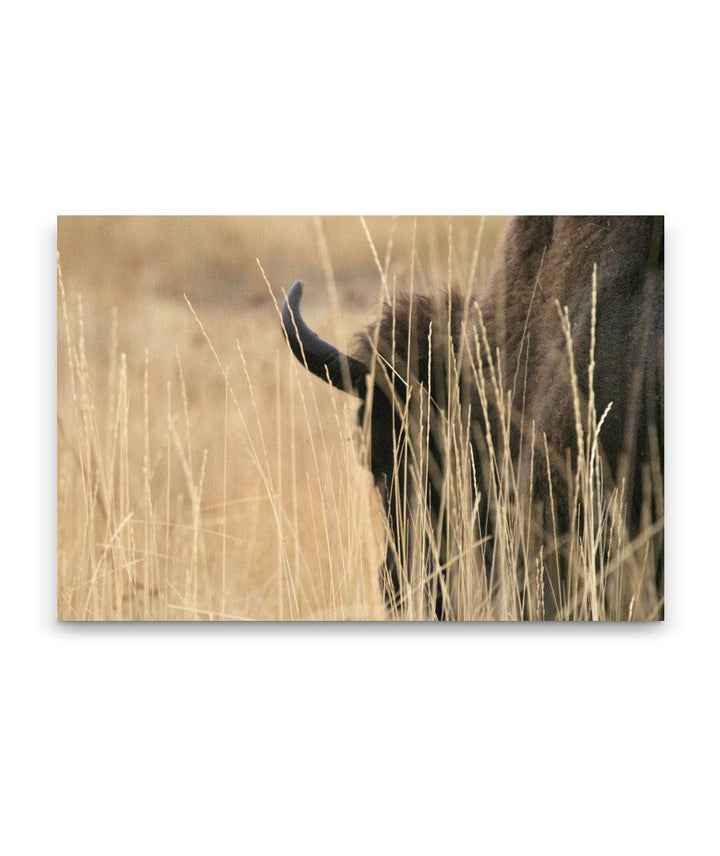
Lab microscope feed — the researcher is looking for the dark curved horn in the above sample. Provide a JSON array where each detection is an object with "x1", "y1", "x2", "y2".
[{"x1": 281, "y1": 281, "x2": 368, "y2": 397}]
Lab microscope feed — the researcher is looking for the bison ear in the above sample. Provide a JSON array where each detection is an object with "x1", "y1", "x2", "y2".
[{"x1": 281, "y1": 281, "x2": 368, "y2": 398}]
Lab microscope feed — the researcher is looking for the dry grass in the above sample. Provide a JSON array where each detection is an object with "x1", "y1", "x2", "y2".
[{"x1": 57, "y1": 215, "x2": 662, "y2": 620}]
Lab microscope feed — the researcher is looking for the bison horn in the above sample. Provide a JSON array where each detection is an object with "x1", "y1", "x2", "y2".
[{"x1": 281, "y1": 281, "x2": 368, "y2": 397}]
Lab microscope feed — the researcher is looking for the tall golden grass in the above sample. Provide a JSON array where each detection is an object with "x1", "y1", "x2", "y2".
[{"x1": 57, "y1": 216, "x2": 662, "y2": 620}]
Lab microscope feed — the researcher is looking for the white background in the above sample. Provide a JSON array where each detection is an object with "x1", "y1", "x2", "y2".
[{"x1": 2, "y1": 1, "x2": 718, "y2": 854}]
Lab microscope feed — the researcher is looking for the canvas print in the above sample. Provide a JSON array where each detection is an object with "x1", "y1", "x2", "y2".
[{"x1": 57, "y1": 216, "x2": 664, "y2": 621}]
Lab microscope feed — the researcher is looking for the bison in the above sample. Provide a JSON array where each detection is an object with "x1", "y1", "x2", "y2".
[{"x1": 281, "y1": 216, "x2": 664, "y2": 620}]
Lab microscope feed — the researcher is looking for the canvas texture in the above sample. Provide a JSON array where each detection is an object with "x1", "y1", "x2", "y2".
[{"x1": 57, "y1": 216, "x2": 664, "y2": 621}]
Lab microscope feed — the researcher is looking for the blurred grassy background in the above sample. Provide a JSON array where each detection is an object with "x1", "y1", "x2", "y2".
[
  {"x1": 58, "y1": 216, "x2": 506, "y2": 307},
  {"x1": 57, "y1": 216, "x2": 507, "y2": 620}
]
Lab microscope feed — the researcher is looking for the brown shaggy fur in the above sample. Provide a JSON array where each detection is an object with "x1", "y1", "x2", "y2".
[{"x1": 350, "y1": 216, "x2": 664, "y2": 617}]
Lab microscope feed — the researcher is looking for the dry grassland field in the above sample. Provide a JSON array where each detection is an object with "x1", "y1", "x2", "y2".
[{"x1": 57, "y1": 215, "x2": 663, "y2": 621}]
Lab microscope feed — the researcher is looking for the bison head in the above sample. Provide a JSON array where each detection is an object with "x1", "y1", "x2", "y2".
[{"x1": 281, "y1": 280, "x2": 477, "y2": 619}]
